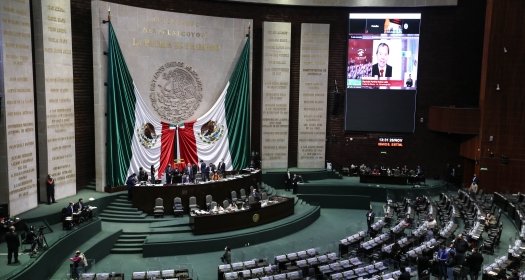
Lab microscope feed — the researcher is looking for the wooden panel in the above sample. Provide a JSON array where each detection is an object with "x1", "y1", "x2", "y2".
[
  {"x1": 132, "y1": 171, "x2": 261, "y2": 214},
  {"x1": 476, "y1": 0, "x2": 525, "y2": 192},
  {"x1": 428, "y1": 107, "x2": 480, "y2": 134},
  {"x1": 190, "y1": 196, "x2": 293, "y2": 234}
]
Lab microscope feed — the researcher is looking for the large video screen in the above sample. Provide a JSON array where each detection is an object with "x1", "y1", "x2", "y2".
[{"x1": 345, "y1": 13, "x2": 421, "y2": 133}]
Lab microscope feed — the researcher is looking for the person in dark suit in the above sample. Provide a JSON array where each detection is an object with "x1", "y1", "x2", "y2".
[
  {"x1": 165, "y1": 164, "x2": 173, "y2": 184},
  {"x1": 191, "y1": 163, "x2": 198, "y2": 183},
  {"x1": 138, "y1": 167, "x2": 148, "y2": 182},
  {"x1": 200, "y1": 160, "x2": 207, "y2": 182},
  {"x1": 217, "y1": 159, "x2": 226, "y2": 176},
  {"x1": 73, "y1": 198, "x2": 84, "y2": 212},
  {"x1": 150, "y1": 164, "x2": 156, "y2": 184},
  {"x1": 5, "y1": 226, "x2": 20, "y2": 265},
  {"x1": 371, "y1": 42, "x2": 392, "y2": 77},
  {"x1": 284, "y1": 170, "x2": 292, "y2": 191},
  {"x1": 366, "y1": 209, "x2": 375, "y2": 232},
  {"x1": 398, "y1": 266, "x2": 411, "y2": 280},
  {"x1": 46, "y1": 174, "x2": 56, "y2": 204},
  {"x1": 292, "y1": 174, "x2": 299, "y2": 194},
  {"x1": 65, "y1": 202, "x2": 75, "y2": 217},
  {"x1": 126, "y1": 173, "x2": 137, "y2": 200},
  {"x1": 465, "y1": 248, "x2": 484, "y2": 280}
]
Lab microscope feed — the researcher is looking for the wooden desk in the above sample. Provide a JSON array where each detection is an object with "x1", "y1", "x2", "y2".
[
  {"x1": 189, "y1": 196, "x2": 294, "y2": 234},
  {"x1": 359, "y1": 174, "x2": 425, "y2": 185},
  {"x1": 132, "y1": 171, "x2": 261, "y2": 215}
]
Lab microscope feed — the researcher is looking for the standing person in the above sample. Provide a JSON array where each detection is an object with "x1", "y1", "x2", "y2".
[
  {"x1": 150, "y1": 164, "x2": 156, "y2": 184},
  {"x1": 436, "y1": 244, "x2": 449, "y2": 280},
  {"x1": 191, "y1": 163, "x2": 198, "y2": 183},
  {"x1": 165, "y1": 164, "x2": 173, "y2": 185},
  {"x1": 5, "y1": 226, "x2": 20, "y2": 265},
  {"x1": 284, "y1": 170, "x2": 292, "y2": 191},
  {"x1": 371, "y1": 42, "x2": 392, "y2": 77},
  {"x1": 398, "y1": 266, "x2": 411, "y2": 280},
  {"x1": 453, "y1": 234, "x2": 469, "y2": 265},
  {"x1": 200, "y1": 160, "x2": 207, "y2": 182},
  {"x1": 221, "y1": 246, "x2": 232, "y2": 264},
  {"x1": 366, "y1": 209, "x2": 375, "y2": 233},
  {"x1": 292, "y1": 174, "x2": 299, "y2": 194},
  {"x1": 46, "y1": 174, "x2": 56, "y2": 204},
  {"x1": 126, "y1": 173, "x2": 137, "y2": 201},
  {"x1": 138, "y1": 167, "x2": 148, "y2": 182},
  {"x1": 69, "y1": 250, "x2": 87, "y2": 279},
  {"x1": 184, "y1": 163, "x2": 192, "y2": 184},
  {"x1": 218, "y1": 159, "x2": 226, "y2": 176},
  {"x1": 465, "y1": 248, "x2": 483, "y2": 280}
]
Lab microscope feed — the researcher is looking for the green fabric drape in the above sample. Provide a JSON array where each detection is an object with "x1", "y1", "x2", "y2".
[
  {"x1": 106, "y1": 22, "x2": 137, "y2": 187},
  {"x1": 225, "y1": 38, "x2": 251, "y2": 170}
]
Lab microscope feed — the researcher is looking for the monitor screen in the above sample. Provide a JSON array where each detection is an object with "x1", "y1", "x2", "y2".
[{"x1": 345, "y1": 13, "x2": 421, "y2": 133}]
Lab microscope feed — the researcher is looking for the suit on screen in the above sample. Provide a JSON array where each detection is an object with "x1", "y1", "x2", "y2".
[{"x1": 371, "y1": 64, "x2": 392, "y2": 77}]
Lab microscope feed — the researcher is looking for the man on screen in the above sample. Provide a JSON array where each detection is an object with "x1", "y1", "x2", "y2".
[
  {"x1": 371, "y1": 42, "x2": 392, "y2": 77},
  {"x1": 406, "y1": 74, "x2": 413, "y2": 87}
]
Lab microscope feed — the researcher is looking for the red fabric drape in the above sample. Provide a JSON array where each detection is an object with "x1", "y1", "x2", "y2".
[
  {"x1": 159, "y1": 122, "x2": 175, "y2": 179},
  {"x1": 178, "y1": 122, "x2": 198, "y2": 166}
]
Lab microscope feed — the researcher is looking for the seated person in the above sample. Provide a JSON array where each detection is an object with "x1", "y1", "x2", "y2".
[
  {"x1": 138, "y1": 167, "x2": 148, "y2": 182},
  {"x1": 250, "y1": 188, "x2": 261, "y2": 202},
  {"x1": 469, "y1": 182, "x2": 478, "y2": 195},
  {"x1": 73, "y1": 198, "x2": 85, "y2": 212},
  {"x1": 484, "y1": 213, "x2": 496, "y2": 228},
  {"x1": 211, "y1": 171, "x2": 220, "y2": 181},
  {"x1": 426, "y1": 217, "x2": 437, "y2": 231}
]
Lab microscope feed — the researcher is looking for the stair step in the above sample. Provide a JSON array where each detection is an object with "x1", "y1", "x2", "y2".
[
  {"x1": 101, "y1": 217, "x2": 172, "y2": 223},
  {"x1": 106, "y1": 205, "x2": 140, "y2": 212},
  {"x1": 114, "y1": 198, "x2": 131, "y2": 203},
  {"x1": 100, "y1": 213, "x2": 147, "y2": 219},
  {"x1": 120, "y1": 234, "x2": 149, "y2": 239},
  {"x1": 102, "y1": 209, "x2": 144, "y2": 216},
  {"x1": 116, "y1": 238, "x2": 145, "y2": 244},
  {"x1": 111, "y1": 201, "x2": 133, "y2": 207},
  {"x1": 113, "y1": 243, "x2": 143, "y2": 248},
  {"x1": 110, "y1": 248, "x2": 143, "y2": 254}
]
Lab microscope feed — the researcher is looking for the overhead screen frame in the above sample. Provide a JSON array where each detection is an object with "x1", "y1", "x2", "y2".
[{"x1": 345, "y1": 12, "x2": 421, "y2": 134}]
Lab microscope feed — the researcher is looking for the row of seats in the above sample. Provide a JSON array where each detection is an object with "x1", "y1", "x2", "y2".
[
  {"x1": 152, "y1": 186, "x2": 267, "y2": 218},
  {"x1": 329, "y1": 264, "x2": 414, "y2": 280},
  {"x1": 223, "y1": 265, "x2": 281, "y2": 280},
  {"x1": 219, "y1": 259, "x2": 269, "y2": 273},
  {"x1": 131, "y1": 268, "x2": 190, "y2": 280},
  {"x1": 320, "y1": 259, "x2": 386, "y2": 278},
  {"x1": 79, "y1": 272, "x2": 124, "y2": 280}
]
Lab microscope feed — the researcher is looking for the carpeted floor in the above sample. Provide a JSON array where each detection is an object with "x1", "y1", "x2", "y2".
[{"x1": 1, "y1": 188, "x2": 520, "y2": 280}]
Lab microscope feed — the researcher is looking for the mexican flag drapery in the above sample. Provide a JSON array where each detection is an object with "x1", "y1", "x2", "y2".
[{"x1": 105, "y1": 22, "x2": 250, "y2": 186}]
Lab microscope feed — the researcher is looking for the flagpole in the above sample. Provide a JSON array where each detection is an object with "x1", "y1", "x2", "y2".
[{"x1": 103, "y1": 5, "x2": 111, "y2": 24}]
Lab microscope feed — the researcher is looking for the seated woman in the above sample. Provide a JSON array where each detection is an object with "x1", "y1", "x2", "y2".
[{"x1": 211, "y1": 171, "x2": 220, "y2": 181}]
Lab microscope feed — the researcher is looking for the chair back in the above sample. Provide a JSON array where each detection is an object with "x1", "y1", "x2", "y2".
[
  {"x1": 261, "y1": 192, "x2": 268, "y2": 200},
  {"x1": 223, "y1": 200, "x2": 230, "y2": 208},
  {"x1": 206, "y1": 194, "x2": 213, "y2": 204},
  {"x1": 155, "y1": 197, "x2": 163, "y2": 207},
  {"x1": 240, "y1": 188, "x2": 246, "y2": 199},
  {"x1": 231, "y1": 190, "x2": 238, "y2": 201},
  {"x1": 174, "y1": 197, "x2": 182, "y2": 204},
  {"x1": 189, "y1": 196, "x2": 197, "y2": 206},
  {"x1": 211, "y1": 201, "x2": 217, "y2": 209}
]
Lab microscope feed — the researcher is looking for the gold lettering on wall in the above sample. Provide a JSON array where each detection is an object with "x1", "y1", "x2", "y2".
[{"x1": 261, "y1": 22, "x2": 291, "y2": 168}]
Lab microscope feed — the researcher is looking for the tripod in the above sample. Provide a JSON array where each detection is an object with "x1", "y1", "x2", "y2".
[{"x1": 30, "y1": 227, "x2": 48, "y2": 257}]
